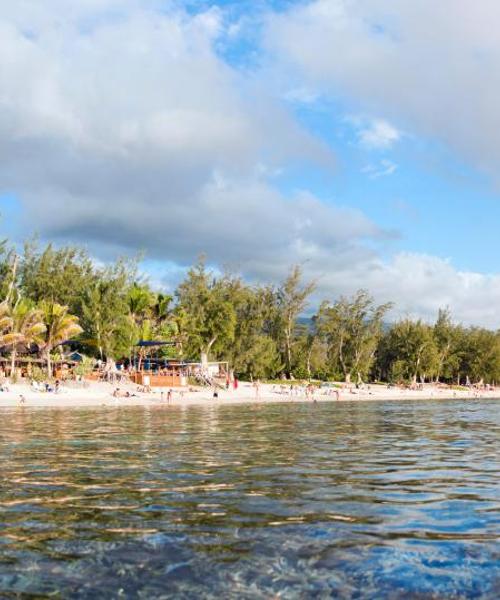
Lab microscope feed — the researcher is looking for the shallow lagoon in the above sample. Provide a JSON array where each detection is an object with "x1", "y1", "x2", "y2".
[{"x1": 0, "y1": 400, "x2": 499, "y2": 598}]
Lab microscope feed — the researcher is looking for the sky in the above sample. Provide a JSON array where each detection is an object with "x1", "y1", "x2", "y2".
[{"x1": 2, "y1": 0, "x2": 500, "y2": 327}]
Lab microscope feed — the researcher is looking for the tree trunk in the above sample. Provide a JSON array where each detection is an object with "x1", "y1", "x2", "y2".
[
  {"x1": 306, "y1": 346, "x2": 313, "y2": 382},
  {"x1": 10, "y1": 347, "x2": 17, "y2": 380},
  {"x1": 204, "y1": 336, "x2": 217, "y2": 360},
  {"x1": 46, "y1": 350, "x2": 52, "y2": 379},
  {"x1": 338, "y1": 334, "x2": 348, "y2": 382},
  {"x1": 5, "y1": 254, "x2": 18, "y2": 305},
  {"x1": 284, "y1": 320, "x2": 293, "y2": 378}
]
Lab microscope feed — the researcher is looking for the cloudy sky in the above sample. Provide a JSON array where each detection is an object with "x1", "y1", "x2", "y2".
[{"x1": 2, "y1": 0, "x2": 500, "y2": 326}]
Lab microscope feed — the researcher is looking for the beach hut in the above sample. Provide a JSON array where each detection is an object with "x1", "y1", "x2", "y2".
[{"x1": 131, "y1": 341, "x2": 188, "y2": 387}]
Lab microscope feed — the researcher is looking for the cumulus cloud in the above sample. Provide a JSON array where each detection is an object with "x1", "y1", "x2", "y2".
[
  {"x1": 0, "y1": 0, "x2": 394, "y2": 303},
  {"x1": 3, "y1": 1, "x2": 500, "y2": 329},
  {"x1": 361, "y1": 253, "x2": 500, "y2": 329},
  {"x1": 0, "y1": 1, "x2": 336, "y2": 254},
  {"x1": 266, "y1": 0, "x2": 500, "y2": 184}
]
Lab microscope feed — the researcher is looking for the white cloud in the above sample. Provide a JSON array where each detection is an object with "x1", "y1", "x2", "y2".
[
  {"x1": 357, "y1": 118, "x2": 401, "y2": 149},
  {"x1": 3, "y1": 0, "x2": 500, "y2": 329},
  {"x1": 360, "y1": 253, "x2": 500, "y2": 329},
  {"x1": 361, "y1": 159, "x2": 398, "y2": 178},
  {"x1": 284, "y1": 87, "x2": 320, "y2": 105},
  {"x1": 0, "y1": 0, "x2": 336, "y2": 256},
  {"x1": 266, "y1": 0, "x2": 500, "y2": 184}
]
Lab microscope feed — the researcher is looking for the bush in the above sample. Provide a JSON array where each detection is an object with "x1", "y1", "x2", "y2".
[
  {"x1": 30, "y1": 366, "x2": 46, "y2": 383},
  {"x1": 74, "y1": 356, "x2": 96, "y2": 378}
]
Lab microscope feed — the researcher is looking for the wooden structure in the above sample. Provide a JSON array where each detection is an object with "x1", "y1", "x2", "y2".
[
  {"x1": 126, "y1": 341, "x2": 187, "y2": 387},
  {"x1": 131, "y1": 368, "x2": 186, "y2": 388}
]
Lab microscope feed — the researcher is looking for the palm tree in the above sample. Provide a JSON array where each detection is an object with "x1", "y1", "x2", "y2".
[
  {"x1": 41, "y1": 302, "x2": 83, "y2": 377},
  {"x1": 8, "y1": 300, "x2": 46, "y2": 377},
  {"x1": 0, "y1": 301, "x2": 14, "y2": 348},
  {"x1": 127, "y1": 284, "x2": 154, "y2": 326},
  {"x1": 0, "y1": 303, "x2": 20, "y2": 377},
  {"x1": 153, "y1": 293, "x2": 173, "y2": 324}
]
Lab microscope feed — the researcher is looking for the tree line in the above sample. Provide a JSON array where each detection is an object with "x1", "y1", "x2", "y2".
[{"x1": 1, "y1": 238, "x2": 500, "y2": 384}]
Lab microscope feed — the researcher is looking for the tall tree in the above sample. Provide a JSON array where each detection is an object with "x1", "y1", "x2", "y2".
[
  {"x1": 0, "y1": 301, "x2": 17, "y2": 350},
  {"x1": 7, "y1": 300, "x2": 46, "y2": 377},
  {"x1": 20, "y1": 242, "x2": 94, "y2": 314},
  {"x1": 226, "y1": 282, "x2": 281, "y2": 379},
  {"x1": 433, "y1": 308, "x2": 462, "y2": 383},
  {"x1": 317, "y1": 290, "x2": 392, "y2": 382},
  {"x1": 80, "y1": 264, "x2": 131, "y2": 361},
  {"x1": 175, "y1": 260, "x2": 236, "y2": 360},
  {"x1": 41, "y1": 302, "x2": 83, "y2": 377},
  {"x1": 274, "y1": 266, "x2": 316, "y2": 378},
  {"x1": 458, "y1": 327, "x2": 500, "y2": 384},
  {"x1": 377, "y1": 319, "x2": 438, "y2": 383},
  {"x1": 292, "y1": 317, "x2": 328, "y2": 381}
]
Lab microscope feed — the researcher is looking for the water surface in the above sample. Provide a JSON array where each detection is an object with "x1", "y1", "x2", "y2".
[{"x1": 0, "y1": 400, "x2": 499, "y2": 598}]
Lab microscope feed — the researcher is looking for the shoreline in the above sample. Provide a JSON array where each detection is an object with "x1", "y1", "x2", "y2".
[{"x1": 1, "y1": 381, "x2": 499, "y2": 409}]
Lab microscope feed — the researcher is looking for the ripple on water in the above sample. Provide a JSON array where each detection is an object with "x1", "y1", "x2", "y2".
[{"x1": 0, "y1": 399, "x2": 499, "y2": 598}]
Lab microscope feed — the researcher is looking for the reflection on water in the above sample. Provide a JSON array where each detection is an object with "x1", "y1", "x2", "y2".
[{"x1": 0, "y1": 400, "x2": 499, "y2": 598}]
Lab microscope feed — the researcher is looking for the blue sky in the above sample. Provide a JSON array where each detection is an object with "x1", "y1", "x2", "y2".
[{"x1": 2, "y1": 0, "x2": 500, "y2": 326}]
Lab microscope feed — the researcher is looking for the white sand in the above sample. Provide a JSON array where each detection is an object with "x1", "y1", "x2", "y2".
[{"x1": 0, "y1": 381, "x2": 497, "y2": 409}]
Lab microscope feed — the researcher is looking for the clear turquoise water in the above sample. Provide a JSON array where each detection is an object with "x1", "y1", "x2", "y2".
[{"x1": 0, "y1": 400, "x2": 499, "y2": 599}]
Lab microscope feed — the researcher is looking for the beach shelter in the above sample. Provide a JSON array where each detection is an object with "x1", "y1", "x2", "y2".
[{"x1": 134, "y1": 340, "x2": 176, "y2": 371}]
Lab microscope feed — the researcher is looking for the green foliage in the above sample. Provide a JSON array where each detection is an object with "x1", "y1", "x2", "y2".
[
  {"x1": 317, "y1": 290, "x2": 392, "y2": 382},
  {"x1": 30, "y1": 366, "x2": 46, "y2": 383},
  {"x1": 272, "y1": 266, "x2": 316, "y2": 378},
  {"x1": 40, "y1": 301, "x2": 83, "y2": 376},
  {"x1": 80, "y1": 264, "x2": 131, "y2": 360},
  {"x1": 376, "y1": 319, "x2": 439, "y2": 383},
  {"x1": 20, "y1": 241, "x2": 95, "y2": 314},
  {"x1": 175, "y1": 260, "x2": 237, "y2": 360},
  {"x1": 1, "y1": 235, "x2": 500, "y2": 385},
  {"x1": 74, "y1": 356, "x2": 96, "y2": 378}
]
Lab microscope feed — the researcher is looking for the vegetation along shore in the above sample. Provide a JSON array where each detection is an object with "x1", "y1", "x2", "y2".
[{"x1": 1, "y1": 237, "x2": 500, "y2": 399}]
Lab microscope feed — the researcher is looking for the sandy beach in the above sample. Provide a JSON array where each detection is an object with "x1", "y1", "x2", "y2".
[{"x1": 0, "y1": 381, "x2": 498, "y2": 409}]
